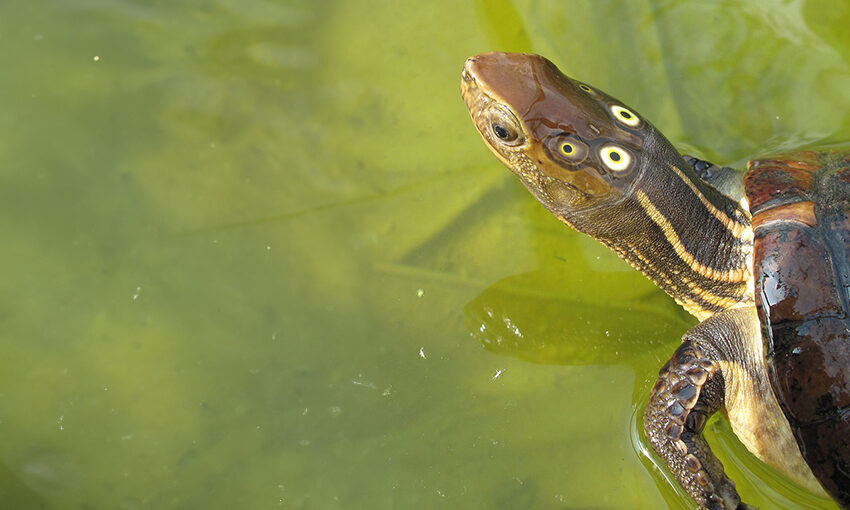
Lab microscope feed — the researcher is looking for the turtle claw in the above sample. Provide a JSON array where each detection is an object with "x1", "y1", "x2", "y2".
[{"x1": 645, "y1": 333, "x2": 742, "y2": 509}]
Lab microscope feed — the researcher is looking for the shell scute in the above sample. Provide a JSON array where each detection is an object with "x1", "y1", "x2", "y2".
[
  {"x1": 754, "y1": 226, "x2": 842, "y2": 324},
  {"x1": 794, "y1": 411, "x2": 850, "y2": 503},
  {"x1": 769, "y1": 318, "x2": 850, "y2": 423},
  {"x1": 747, "y1": 150, "x2": 850, "y2": 503},
  {"x1": 745, "y1": 164, "x2": 814, "y2": 215}
]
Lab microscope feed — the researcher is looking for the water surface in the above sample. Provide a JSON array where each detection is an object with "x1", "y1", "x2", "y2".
[{"x1": 1, "y1": 0, "x2": 849, "y2": 508}]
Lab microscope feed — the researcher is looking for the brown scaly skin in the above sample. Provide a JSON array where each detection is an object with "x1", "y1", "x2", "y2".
[
  {"x1": 644, "y1": 308, "x2": 758, "y2": 509},
  {"x1": 461, "y1": 52, "x2": 843, "y2": 509}
]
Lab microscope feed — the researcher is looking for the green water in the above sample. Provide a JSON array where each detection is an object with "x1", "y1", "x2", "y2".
[{"x1": 1, "y1": 0, "x2": 848, "y2": 508}]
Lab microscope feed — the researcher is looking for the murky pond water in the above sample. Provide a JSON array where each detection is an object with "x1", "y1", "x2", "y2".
[{"x1": 1, "y1": 0, "x2": 848, "y2": 508}]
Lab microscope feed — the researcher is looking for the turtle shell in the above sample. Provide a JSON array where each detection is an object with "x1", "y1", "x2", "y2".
[{"x1": 748, "y1": 150, "x2": 850, "y2": 504}]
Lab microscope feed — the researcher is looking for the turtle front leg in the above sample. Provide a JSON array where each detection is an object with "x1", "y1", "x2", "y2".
[
  {"x1": 644, "y1": 314, "x2": 749, "y2": 509},
  {"x1": 681, "y1": 154, "x2": 745, "y2": 202}
]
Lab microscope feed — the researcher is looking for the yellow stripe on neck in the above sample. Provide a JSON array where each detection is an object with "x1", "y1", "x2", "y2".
[
  {"x1": 619, "y1": 242, "x2": 718, "y2": 320},
  {"x1": 668, "y1": 163, "x2": 753, "y2": 243},
  {"x1": 636, "y1": 190, "x2": 748, "y2": 284}
]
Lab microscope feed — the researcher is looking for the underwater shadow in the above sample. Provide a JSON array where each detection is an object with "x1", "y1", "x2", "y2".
[{"x1": 465, "y1": 265, "x2": 692, "y2": 367}]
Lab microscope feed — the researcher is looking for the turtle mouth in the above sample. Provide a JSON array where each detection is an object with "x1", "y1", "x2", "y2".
[
  {"x1": 461, "y1": 57, "x2": 476, "y2": 84},
  {"x1": 461, "y1": 58, "x2": 531, "y2": 174},
  {"x1": 460, "y1": 57, "x2": 478, "y2": 92},
  {"x1": 460, "y1": 58, "x2": 492, "y2": 134}
]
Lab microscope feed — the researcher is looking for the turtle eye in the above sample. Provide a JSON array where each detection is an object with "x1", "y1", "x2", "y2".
[
  {"x1": 610, "y1": 105, "x2": 641, "y2": 128},
  {"x1": 560, "y1": 142, "x2": 576, "y2": 156},
  {"x1": 484, "y1": 105, "x2": 524, "y2": 146},
  {"x1": 600, "y1": 145, "x2": 632, "y2": 172},
  {"x1": 491, "y1": 123, "x2": 516, "y2": 141},
  {"x1": 578, "y1": 83, "x2": 593, "y2": 93}
]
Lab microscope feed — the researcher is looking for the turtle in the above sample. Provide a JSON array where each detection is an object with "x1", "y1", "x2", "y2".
[{"x1": 460, "y1": 51, "x2": 850, "y2": 509}]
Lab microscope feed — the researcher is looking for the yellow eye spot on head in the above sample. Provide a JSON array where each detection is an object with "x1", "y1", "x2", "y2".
[
  {"x1": 600, "y1": 145, "x2": 631, "y2": 172},
  {"x1": 578, "y1": 83, "x2": 593, "y2": 93},
  {"x1": 610, "y1": 105, "x2": 641, "y2": 127},
  {"x1": 548, "y1": 136, "x2": 588, "y2": 164}
]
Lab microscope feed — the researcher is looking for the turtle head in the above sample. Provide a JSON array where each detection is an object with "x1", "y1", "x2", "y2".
[
  {"x1": 462, "y1": 52, "x2": 754, "y2": 322},
  {"x1": 461, "y1": 52, "x2": 683, "y2": 225}
]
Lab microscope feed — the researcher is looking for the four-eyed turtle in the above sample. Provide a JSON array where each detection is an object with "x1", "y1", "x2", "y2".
[{"x1": 461, "y1": 51, "x2": 850, "y2": 509}]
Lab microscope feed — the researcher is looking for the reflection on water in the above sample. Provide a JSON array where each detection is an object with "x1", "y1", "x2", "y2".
[{"x1": 466, "y1": 269, "x2": 688, "y2": 366}]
